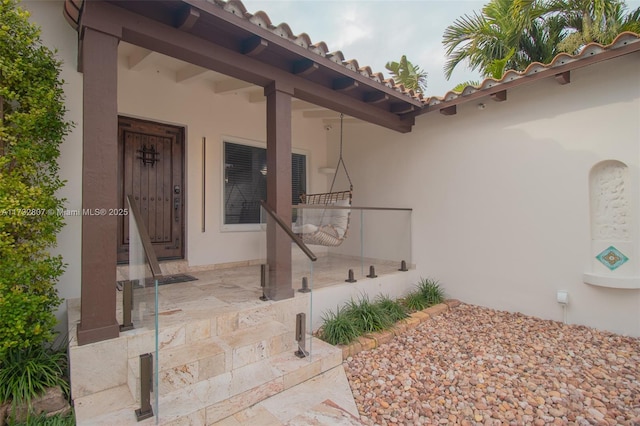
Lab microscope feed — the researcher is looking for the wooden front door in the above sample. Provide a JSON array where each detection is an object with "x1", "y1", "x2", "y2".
[{"x1": 117, "y1": 116, "x2": 184, "y2": 263}]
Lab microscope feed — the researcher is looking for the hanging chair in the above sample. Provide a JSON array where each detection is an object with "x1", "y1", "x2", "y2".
[{"x1": 293, "y1": 114, "x2": 353, "y2": 247}]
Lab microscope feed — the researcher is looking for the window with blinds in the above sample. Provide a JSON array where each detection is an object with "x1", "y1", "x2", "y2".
[{"x1": 224, "y1": 141, "x2": 307, "y2": 226}]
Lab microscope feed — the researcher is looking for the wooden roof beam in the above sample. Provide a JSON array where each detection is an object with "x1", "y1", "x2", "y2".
[
  {"x1": 390, "y1": 103, "x2": 415, "y2": 114},
  {"x1": 292, "y1": 59, "x2": 318, "y2": 76},
  {"x1": 175, "y1": 5, "x2": 200, "y2": 31},
  {"x1": 440, "y1": 105, "x2": 457, "y2": 116},
  {"x1": 364, "y1": 92, "x2": 389, "y2": 104},
  {"x1": 333, "y1": 78, "x2": 358, "y2": 92},
  {"x1": 555, "y1": 71, "x2": 571, "y2": 85},
  {"x1": 242, "y1": 36, "x2": 268, "y2": 57},
  {"x1": 490, "y1": 90, "x2": 507, "y2": 102}
]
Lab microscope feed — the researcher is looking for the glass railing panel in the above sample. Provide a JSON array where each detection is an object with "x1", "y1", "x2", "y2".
[
  {"x1": 291, "y1": 236, "x2": 314, "y2": 362},
  {"x1": 359, "y1": 208, "x2": 412, "y2": 276},
  {"x1": 258, "y1": 203, "x2": 411, "y2": 362},
  {"x1": 127, "y1": 196, "x2": 160, "y2": 423},
  {"x1": 295, "y1": 206, "x2": 412, "y2": 282},
  {"x1": 260, "y1": 203, "x2": 315, "y2": 362}
]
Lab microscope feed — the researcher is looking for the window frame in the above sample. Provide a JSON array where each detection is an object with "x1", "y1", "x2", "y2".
[{"x1": 220, "y1": 136, "x2": 309, "y2": 232}]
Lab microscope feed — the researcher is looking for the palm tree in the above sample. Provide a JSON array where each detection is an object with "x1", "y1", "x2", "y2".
[
  {"x1": 443, "y1": 0, "x2": 640, "y2": 79},
  {"x1": 545, "y1": 0, "x2": 640, "y2": 53},
  {"x1": 385, "y1": 55, "x2": 428, "y2": 94},
  {"x1": 442, "y1": 0, "x2": 545, "y2": 79}
]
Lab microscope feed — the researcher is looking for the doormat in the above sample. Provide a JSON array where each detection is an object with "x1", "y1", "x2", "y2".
[{"x1": 117, "y1": 274, "x2": 198, "y2": 290}]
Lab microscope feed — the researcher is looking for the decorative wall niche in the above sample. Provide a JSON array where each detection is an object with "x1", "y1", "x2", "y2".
[
  {"x1": 584, "y1": 160, "x2": 639, "y2": 289},
  {"x1": 589, "y1": 160, "x2": 630, "y2": 242}
]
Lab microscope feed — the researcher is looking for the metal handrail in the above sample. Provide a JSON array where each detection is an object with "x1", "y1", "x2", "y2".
[
  {"x1": 259, "y1": 200, "x2": 317, "y2": 262},
  {"x1": 127, "y1": 195, "x2": 163, "y2": 278}
]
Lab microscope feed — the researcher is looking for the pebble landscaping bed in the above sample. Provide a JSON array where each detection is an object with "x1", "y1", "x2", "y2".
[{"x1": 344, "y1": 303, "x2": 640, "y2": 425}]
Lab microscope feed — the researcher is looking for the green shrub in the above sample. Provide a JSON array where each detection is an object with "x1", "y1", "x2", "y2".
[
  {"x1": 345, "y1": 294, "x2": 393, "y2": 334},
  {"x1": 13, "y1": 410, "x2": 75, "y2": 426},
  {"x1": 417, "y1": 277, "x2": 445, "y2": 306},
  {"x1": 0, "y1": 0, "x2": 71, "y2": 359},
  {"x1": 403, "y1": 291, "x2": 428, "y2": 311},
  {"x1": 319, "y1": 306, "x2": 360, "y2": 346},
  {"x1": 375, "y1": 294, "x2": 408, "y2": 322},
  {"x1": 0, "y1": 344, "x2": 69, "y2": 415}
]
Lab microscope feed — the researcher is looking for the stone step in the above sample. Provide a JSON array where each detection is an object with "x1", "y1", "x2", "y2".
[
  {"x1": 215, "y1": 320, "x2": 294, "y2": 370},
  {"x1": 157, "y1": 337, "x2": 343, "y2": 424},
  {"x1": 127, "y1": 320, "x2": 293, "y2": 399},
  {"x1": 81, "y1": 337, "x2": 342, "y2": 425}
]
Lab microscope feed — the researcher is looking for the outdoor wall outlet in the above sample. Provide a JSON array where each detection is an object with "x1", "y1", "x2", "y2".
[{"x1": 556, "y1": 290, "x2": 569, "y2": 305}]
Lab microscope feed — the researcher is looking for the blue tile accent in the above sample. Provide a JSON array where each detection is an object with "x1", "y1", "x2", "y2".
[{"x1": 596, "y1": 246, "x2": 629, "y2": 271}]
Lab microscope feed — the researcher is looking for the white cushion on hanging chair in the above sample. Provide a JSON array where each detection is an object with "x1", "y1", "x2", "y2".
[
  {"x1": 292, "y1": 223, "x2": 318, "y2": 234},
  {"x1": 330, "y1": 199, "x2": 350, "y2": 238},
  {"x1": 294, "y1": 204, "x2": 331, "y2": 230}
]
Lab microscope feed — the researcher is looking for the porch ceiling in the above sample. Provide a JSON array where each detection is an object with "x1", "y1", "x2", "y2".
[
  {"x1": 118, "y1": 41, "x2": 344, "y2": 120},
  {"x1": 65, "y1": 0, "x2": 420, "y2": 133}
]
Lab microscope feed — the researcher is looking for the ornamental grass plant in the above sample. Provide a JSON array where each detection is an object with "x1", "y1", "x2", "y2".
[
  {"x1": 375, "y1": 294, "x2": 408, "y2": 322},
  {"x1": 318, "y1": 279, "x2": 446, "y2": 345},
  {"x1": 345, "y1": 294, "x2": 393, "y2": 334},
  {"x1": 319, "y1": 306, "x2": 360, "y2": 346},
  {"x1": 416, "y1": 277, "x2": 445, "y2": 307},
  {"x1": 0, "y1": 343, "x2": 70, "y2": 422}
]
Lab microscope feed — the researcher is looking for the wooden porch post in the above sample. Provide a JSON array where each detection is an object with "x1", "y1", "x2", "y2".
[
  {"x1": 76, "y1": 27, "x2": 121, "y2": 345},
  {"x1": 264, "y1": 82, "x2": 294, "y2": 300}
]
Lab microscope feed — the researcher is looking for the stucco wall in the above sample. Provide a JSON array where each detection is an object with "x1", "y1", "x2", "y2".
[{"x1": 341, "y1": 52, "x2": 640, "y2": 337}]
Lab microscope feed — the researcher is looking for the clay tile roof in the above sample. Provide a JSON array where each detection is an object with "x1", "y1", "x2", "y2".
[
  {"x1": 248, "y1": 11, "x2": 272, "y2": 29},
  {"x1": 67, "y1": 0, "x2": 635, "y2": 115},
  {"x1": 344, "y1": 59, "x2": 360, "y2": 72},
  {"x1": 327, "y1": 51, "x2": 345, "y2": 64},
  {"x1": 358, "y1": 66, "x2": 373, "y2": 78},
  {"x1": 221, "y1": 0, "x2": 247, "y2": 18},
  {"x1": 309, "y1": 41, "x2": 328, "y2": 57},
  {"x1": 422, "y1": 32, "x2": 640, "y2": 109},
  {"x1": 272, "y1": 23, "x2": 294, "y2": 39},
  {"x1": 214, "y1": 0, "x2": 420, "y2": 103},
  {"x1": 64, "y1": 0, "x2": 425, "y2": 106},
  {"x1": 294, "y1": 33, "x2": 312, "y2": 49}
]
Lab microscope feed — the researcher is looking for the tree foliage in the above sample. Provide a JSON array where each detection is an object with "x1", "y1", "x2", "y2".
[
  {"x1": 385, "y1": 55, "x2": 428, "y2": 94},
  {"x1": 0, "y1": 0, "x2": 71, "y2": 360},
  {"x1": 443, "y1": 0, "x2": 640, "y2": 80}
]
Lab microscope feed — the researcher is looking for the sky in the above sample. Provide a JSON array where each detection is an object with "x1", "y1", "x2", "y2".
[{"x1": 241, "y1": 0, "x2": 640, "y2": 97}]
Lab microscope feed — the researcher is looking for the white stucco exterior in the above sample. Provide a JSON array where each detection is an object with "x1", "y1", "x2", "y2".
[
  {"x1": 338, "y1": 53, "x2": 640, "y2": 336},
  {"x1": 23, "y1": 1, "x2": 640, "y2": 337}
]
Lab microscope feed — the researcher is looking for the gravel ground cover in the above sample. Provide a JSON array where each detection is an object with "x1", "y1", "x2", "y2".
[{"x1": 344, "y1": 303, "x2": 640, "y2": 425}]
